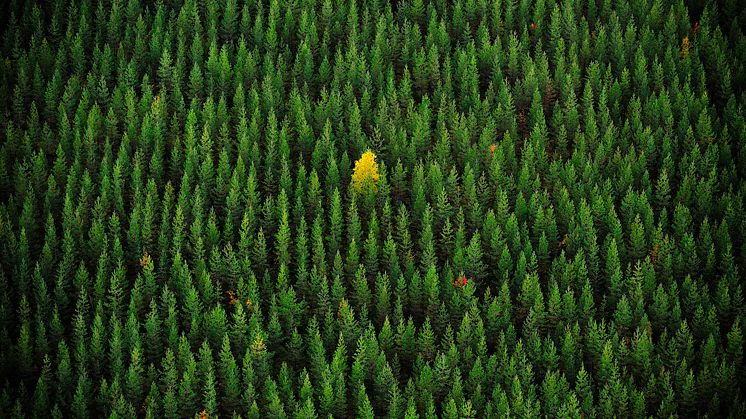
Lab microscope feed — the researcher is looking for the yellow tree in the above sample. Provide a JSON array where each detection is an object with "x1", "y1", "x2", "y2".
[
  {"x1": 680, "y1": 36, "x2": 690, "y2": 58},
  {"x1": 351, "y1": 150, "x2": 380, "y2": 194}
]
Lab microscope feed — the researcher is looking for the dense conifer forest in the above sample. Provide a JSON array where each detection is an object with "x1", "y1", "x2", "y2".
[{"x1": 1, "y1": 0, "x2": 746, "y2": 417}]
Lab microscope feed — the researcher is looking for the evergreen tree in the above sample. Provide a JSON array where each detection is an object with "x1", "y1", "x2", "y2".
[{"x1": 0, "y1": 0, "x2": 744, "y2": 416}]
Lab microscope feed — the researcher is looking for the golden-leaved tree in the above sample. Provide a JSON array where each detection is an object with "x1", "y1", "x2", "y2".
[{"x1": 351, "y1": 150, "x2": 380, "y2": 194}]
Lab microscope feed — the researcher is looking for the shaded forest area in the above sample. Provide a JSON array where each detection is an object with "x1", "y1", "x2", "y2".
[{"x1": 0, "y1": 0, "x2": 745, "y2": 417}]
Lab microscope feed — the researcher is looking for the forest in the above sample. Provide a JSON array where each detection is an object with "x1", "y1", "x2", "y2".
[{"x1": 0, "y1": 0, "x2": 745, "y2": 417}]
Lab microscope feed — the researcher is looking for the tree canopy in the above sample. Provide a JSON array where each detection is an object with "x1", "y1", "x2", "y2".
[{"x1": 0, "y1": 0, "x2": 745, "y2": 417}]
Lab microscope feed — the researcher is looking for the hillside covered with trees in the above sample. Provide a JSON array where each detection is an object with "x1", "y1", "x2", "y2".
[{"x1": 1, "y1": 0, "x2": 745, "y2": 417}]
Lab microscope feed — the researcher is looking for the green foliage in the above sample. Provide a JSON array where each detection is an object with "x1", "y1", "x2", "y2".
[{"x1": 0, "y1": 0, "x2": 745, "y2": 417}]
